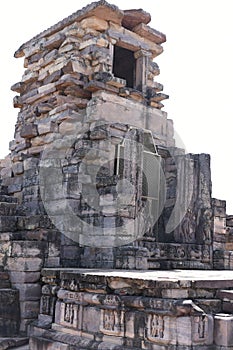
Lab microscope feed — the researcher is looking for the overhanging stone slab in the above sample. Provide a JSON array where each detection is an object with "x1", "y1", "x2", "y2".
[
  {"x1": 133, "y1": 23, "x2": 166, "y2": 44},
  {"x1": 41, "y1": 268, "x2": 233, "y2": 291},
  {"x1": 122, "y1": 9, "x2": 151, "y2": 30}
]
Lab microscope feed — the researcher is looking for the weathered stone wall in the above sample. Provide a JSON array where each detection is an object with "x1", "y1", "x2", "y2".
[
  {"x1": 0, "y1": 1, "x2": 172, "y2": 332},
  {"x1": 30, "y1": 268, "x2": 233, "y2": 349},
  {"x1": 0, "y1": 0, "x2": 233, "y2": 339}
]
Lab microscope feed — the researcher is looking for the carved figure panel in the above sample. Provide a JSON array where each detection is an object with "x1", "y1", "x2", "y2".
[
  {"x1": 100, "y1": 309, "x2": 124, "y2": 336},
  {"x1": 146, "y1": 314, "x2": 176, "y2": 344},
  {"x1": 40, "y1": 296, "x2": 51, "y2": 315},
  {"x1": 192, "y1": 315, "x2": 208, "y2": 342},
  {"x1": 197, "y1": 208, "x2": 212, "y2": 243},
  {"x1": 174, "y1": 209, "x2": 196, "y2": 243},
  {"x1": 103, "y1": 295, "x2": 121, "y2": 306},
  {"x1": 147, "y1": 314, "x2": 164, "y2": 341},
  {"x1": 60, "y1": 302, "x2": 79, "y2": 329}
]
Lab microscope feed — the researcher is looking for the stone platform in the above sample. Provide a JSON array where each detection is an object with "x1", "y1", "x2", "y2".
[
  {"x1": 2, "y1": 0, "x2": 233, "y2": 347},
  {"x1": 30, "y1": 268, "x2": 233, "y2": 349}
]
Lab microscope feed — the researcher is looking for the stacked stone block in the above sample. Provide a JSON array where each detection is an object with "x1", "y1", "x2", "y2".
[
  {"x1": 1, "y1": 1, "x2": 233, "y2": 345},
  {"x1": 1, "y1": 0, "x2": 174, "y2": 276},
  {"x1": 30, "y1": 268, "x2": 233, "y2": 350},
  {"x1": 0, "y1": 0, "x2": 173, "y2": 333},
  {"x1": 0, "y1": 190, "x2": 20, "y2": 337}
]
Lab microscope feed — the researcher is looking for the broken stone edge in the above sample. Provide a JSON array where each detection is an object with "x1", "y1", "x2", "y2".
[{"x1": 14, "y1": 0, "x2": 124, "y2": 58}]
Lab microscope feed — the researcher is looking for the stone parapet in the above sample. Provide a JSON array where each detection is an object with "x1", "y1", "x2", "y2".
[{"x1": 30, "y1": 268, "x2": 233, "y2": 349}]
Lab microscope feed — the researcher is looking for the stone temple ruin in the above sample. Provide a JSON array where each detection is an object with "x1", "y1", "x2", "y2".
[{"x1": 1, "y1": 1, "x2": 233, "y2": 349}]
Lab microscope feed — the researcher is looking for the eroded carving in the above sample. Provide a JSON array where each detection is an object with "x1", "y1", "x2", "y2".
[
  {"x1": 60, "y1": 302, "x2": 79, "y2": 328},
  {"x1": 192, "y1": 315, "x2": 208, "y2": 342},
  {"x1": 40, "y1": 296, "x2": 51, "y2": 315},
  {"x1": 147, "y1": 314, "x2": 165, "y2": 342},
  {"x1": 100, "y1": 309, "x2": 124, "y2": 336}
]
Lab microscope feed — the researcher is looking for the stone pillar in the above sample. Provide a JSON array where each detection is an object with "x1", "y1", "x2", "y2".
[
  {"x1": 214, "y1": 314, "x2": 233, "y2": 347},
  {"x1": 6, "y1": 240, "x2": 45, "y2": 333},
  {"x1": 134, "y1": 49, "x2": 151, "y2": 95}
]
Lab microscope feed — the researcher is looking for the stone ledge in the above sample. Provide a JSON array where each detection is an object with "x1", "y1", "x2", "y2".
[
  {"x1": 41, "y1": 268, "x2": 233, "y2": 296},
  {"x1": 0, "y1": 338, "x2": 28, "y2": 350},
  {"x1": 41, "y1": 267, "x2": 233, "y2": 282}
]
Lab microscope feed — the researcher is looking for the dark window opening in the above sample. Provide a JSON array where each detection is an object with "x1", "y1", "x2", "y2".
[
  {"x1": 113, "y1": 46, "x2": 136, "y2": 88},
  {"x1": 142, "y1": 171, "x2": 148, "y2": 198},
  {"x1": 114, "y1": 144, "x2": 125, "y2": 177},
  {"x1": 142, "y1": 151, "x2": 160, "y2": 200}
]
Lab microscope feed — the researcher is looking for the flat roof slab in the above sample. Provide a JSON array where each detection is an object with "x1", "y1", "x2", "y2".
[{"x1": 42, "y1": 268, "x2": 233, "y2": 290}]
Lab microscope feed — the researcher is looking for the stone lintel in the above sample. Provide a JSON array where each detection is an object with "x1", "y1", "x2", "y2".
[{"x1": 108, "y1": 26, "x2": 163, "y2": 57}]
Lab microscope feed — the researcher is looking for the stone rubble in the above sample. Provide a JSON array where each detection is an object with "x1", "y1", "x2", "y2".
[{"x1": 0, "y1": 1, "x2": 233, "y2": 349}]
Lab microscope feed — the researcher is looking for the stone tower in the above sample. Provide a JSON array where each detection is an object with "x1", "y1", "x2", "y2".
[
  {"x1": 1, "y1": 1, "x2": 233, "y2": 348},
  {"x1": 7, "y1": 0, "x2": 216, "y2": 273}
]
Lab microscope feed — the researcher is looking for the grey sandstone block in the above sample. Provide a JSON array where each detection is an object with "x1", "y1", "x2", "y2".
[
  {"x1": 20, "y1": 300, "x2": 40, "y2": 318},
  {"x1": 0, "y1": 289, "x2": 20, "y2": 336},
  {"x1": 30, "y1": 337, "x2": 70, "y2": 350},
  {"x1": 6, "y1": 257, "x2": 43, "y2": 272},
  {"x1": 13, "y1": 283, "x2": 41, "y2": 301},
  {"x1": 0, "y1": 216, "x2": 17, "y2": 232},
  {"x1": 214, "y1": 314, "x2": 233, "y2": 346},
  {"x1": 10, "y1": 271, "x2": 41, "y2": 283},
  {"x1": 11, "y1": 241, "x2": 46, "y2": 258}
]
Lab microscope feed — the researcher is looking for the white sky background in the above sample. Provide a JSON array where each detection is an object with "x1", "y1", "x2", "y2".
[{"x1": 1, "y1": 0, "x2": 233, "y2": 212}]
